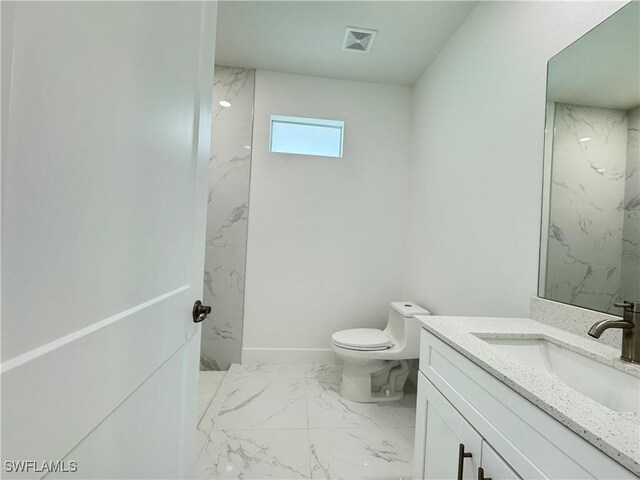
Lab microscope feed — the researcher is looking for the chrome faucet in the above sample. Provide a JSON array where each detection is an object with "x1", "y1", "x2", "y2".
[{"x1": 588, "y1": 301, "x2": 640, "y2": 364}]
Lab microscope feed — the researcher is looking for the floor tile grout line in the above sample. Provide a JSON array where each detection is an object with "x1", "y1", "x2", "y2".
[
  {"x1": 207, "y1": 426, "x2": 417, "y2": 433},
  {"x1": 306, "y1": 427, "x2": 314, "y2": 479},
  {"x1": 194, "y1": 368, "x2": 239, "y2": 465},
  {"x1": 305, "y1": 373, "x2": 313, "y2": 478},
  {"x1": 196, "y1": 374, "x2": 226, "y2": 429}
]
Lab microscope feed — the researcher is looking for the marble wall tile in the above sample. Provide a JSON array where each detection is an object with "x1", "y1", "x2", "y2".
[
  {"x1": 200, "y1": 66, "x2": 255, "y2": 371},
  {"x1": 544, "y1": 103, "x2": 628, "y2": 314},
  {"x1": 621, "y1": 106, "x2": 640, "y2": 301}
]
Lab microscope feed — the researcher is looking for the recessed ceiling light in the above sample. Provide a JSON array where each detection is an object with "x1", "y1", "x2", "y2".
[
  {"x1": 244, "y1": 145, "x2": 251, "y2": 149},
  {"x1": 579, "y1": 137, "x2": 591, "y2": 142},
  {"x1": 219, "y1": 100, "x2": 231, "y2": 108}
]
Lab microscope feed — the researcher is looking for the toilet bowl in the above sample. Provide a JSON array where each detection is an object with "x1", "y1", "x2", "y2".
[{"x1": 330, "y1": 302, "x2": 430, "y2": 403}]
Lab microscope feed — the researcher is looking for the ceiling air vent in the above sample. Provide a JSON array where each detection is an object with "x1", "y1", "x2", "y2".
[{"x1": 342, "y1": 27, "x2": 377, "y2": 54}]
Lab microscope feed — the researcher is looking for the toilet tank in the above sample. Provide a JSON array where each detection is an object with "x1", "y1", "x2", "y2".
[{"x1": 385, "y1": 302, "x2": 430, "y2": 351}]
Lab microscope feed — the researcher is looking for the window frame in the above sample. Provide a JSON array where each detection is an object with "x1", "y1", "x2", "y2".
[{"x1": 269, "y1": 115, "x2": 345, "y2": 158}]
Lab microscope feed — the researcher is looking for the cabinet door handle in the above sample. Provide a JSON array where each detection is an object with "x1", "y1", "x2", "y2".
[
  {"x1": 457, "y1": 444, "x2": 473, "y2": 480},
  {"x1": 478, "y1": 467, "x2": 492, "y2": 480}
]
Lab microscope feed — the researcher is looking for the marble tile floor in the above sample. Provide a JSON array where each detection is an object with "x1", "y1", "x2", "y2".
[
  {"x1": 194, "y1": 364, "x2": 416, "y2": 480},
  {"x1": 198, "y1": 371, "x2": 228, "y2": 425}
]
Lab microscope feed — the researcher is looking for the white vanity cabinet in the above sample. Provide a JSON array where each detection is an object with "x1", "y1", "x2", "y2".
[
  {"x1": 418, "y1": 372, "x2": 482, "y2": 479},
  {"x1": 416, "y1": 372, "x2": 519, "y2": 480},
  {"x1": 480, "y1": 441, "x2": 520, "y2": 480},
  {"x1": 414, "y1": 328, "x2": 638, "y2": 480}
]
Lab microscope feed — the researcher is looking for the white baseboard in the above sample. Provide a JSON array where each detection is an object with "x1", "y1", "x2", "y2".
[{"x1": 241, "y1": 348, "x2": 338, "y2": 364}]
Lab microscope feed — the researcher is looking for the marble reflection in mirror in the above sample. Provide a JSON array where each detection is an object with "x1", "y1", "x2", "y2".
[{"x1": 539, "y1": 2, "x2": 639, "y2": 315}]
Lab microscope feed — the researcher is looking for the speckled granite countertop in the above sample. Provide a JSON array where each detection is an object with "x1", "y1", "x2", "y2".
[{"x1": 416, "y1": 315, "x2": 640, "y2": 476}]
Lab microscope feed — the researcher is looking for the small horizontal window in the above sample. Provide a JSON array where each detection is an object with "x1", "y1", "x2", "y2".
[{"x1": 269, "y1": 115, "x2": 344, "y2": 158}]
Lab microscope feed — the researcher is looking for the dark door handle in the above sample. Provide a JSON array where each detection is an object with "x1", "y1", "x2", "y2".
[
  {"x1": 457, "y1": 444, "x2": 473, "y2": 480},
  {"x1": 478, "y1": 467, "x2": 492, "y2": 480},
  {"x1": 192, "y1": 300, "x2": 211, "y2": 323}
]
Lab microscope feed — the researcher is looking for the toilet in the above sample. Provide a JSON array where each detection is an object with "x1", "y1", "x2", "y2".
[{"x1": 331, "y1": 302, "x2": 430, "y2": 403}]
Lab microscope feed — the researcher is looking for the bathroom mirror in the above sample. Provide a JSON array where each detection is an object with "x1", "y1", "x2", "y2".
[{"x1": 539, "y1": 2, "x2": 640, "y2": 315}]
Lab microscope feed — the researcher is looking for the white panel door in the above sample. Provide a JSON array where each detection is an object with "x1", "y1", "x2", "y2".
[
  {"x1": 1, "y1": 2, "x2": 216, "y2": 478},
  {"x1": 415, "y1": 372, "x2": 482, "y2": 480}
]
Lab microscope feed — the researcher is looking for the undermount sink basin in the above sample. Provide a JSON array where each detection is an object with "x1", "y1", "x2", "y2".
[{"x1": 478, "y1": 336, "x2": 640, "y2": 414}]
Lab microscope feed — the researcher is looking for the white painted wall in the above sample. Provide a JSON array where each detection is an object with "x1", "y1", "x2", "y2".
[
  {"x1": 404, "y1": 1, "x2": 627, "y2": 317},
  {"x1": 243, "y1": 70, "x2": 411, "y2": 363}
]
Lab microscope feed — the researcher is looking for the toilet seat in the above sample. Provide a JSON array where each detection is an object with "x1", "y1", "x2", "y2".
[{"x1": 331, "y1": 328, "x2": 392, "y2": 351}]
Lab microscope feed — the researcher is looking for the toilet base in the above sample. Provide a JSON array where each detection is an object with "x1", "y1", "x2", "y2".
[{"x1": 339, "y1": 359, "x2": 411, "y2": 403}]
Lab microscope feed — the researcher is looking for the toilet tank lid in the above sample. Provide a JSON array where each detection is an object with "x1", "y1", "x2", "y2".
[{"x1": 391, "y1": 302, "x2": 430, "y2": 317}]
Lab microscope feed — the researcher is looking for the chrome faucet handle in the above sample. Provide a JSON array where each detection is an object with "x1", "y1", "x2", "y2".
[
  {"x1": 614, "y1": 301, "x2": 640, "y2": 313},
  {"x1": 614, "y1": 301, "x2": 633, "y2": 309}
]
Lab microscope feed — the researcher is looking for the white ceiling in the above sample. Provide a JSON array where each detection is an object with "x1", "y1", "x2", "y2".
[
  {"x1": 215, "y1": 1, "x2": 476, "y2": 86},
  {"x1": 548, "y1": 2, "x2": 639, "y2": 110}
]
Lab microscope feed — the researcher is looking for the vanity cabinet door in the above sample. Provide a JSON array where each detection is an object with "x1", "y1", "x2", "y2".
[
  {"x1": 415, "y1": 372, "x2": 482, "y2": 480},
  {"x1": 481, "y1": 440, "x2": 522, "y2": 480}
]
